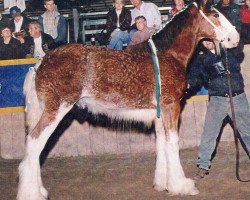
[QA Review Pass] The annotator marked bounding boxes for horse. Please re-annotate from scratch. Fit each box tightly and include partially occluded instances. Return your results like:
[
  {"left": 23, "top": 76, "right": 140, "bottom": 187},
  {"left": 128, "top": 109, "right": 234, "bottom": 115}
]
[{"left": 17, "top": 0, "right": 239, "bottom": 199}]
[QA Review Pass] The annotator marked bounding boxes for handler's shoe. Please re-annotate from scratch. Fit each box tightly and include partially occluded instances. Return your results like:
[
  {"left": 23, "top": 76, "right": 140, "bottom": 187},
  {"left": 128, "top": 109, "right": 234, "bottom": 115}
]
[{"left": 194, "top": 168, "right": 209, "bottom": 180}]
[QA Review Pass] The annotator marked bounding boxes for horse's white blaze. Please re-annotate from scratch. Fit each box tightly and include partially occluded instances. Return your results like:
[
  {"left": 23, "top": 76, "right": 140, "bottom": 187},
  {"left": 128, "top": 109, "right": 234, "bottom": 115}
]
[
  {"left": 213, "top": 8, "right": 239, "bottom": 48},
  {"left": 17, "top": 103, "right": 73, "bottom": 200},
  {"left": 166, "top": 131, "right": 199, "bottom": 195}
]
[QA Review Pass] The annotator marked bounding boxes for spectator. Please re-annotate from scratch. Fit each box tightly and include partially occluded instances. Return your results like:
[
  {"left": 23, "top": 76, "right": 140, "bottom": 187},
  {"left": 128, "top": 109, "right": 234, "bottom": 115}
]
[
  {"left": 0, "top": 25, "right": 25, "bottom": 60},
  {"left": 128, "top": 15, "right": 154, "bottom": 47},
  {"left": 0, "top": 10, "right": 10, "bottom": 31},
  {"left": 4, "top": 0, "right": 26, "bottom": 12},
  {"left": 23, "top": 21, "right": 55, "bottom": 59},
  {"left": 215, "top": 0, "right": 241, "bottom": 32},
  {"left": 130, "top": 0, "right": 161, "bottom": 29},
  {"left": 106, "top": 0, "right": 131, "bottom": 50},
  {"left": 187, "top": 38, "right": 250, "bottom": 180},
  {"left": 169, "top": 0, "right": 186, "bottom": 17},
  {"left": 9, "top": 6, "right": 31, "bottom": 36},
  {"left": 240, "top": 0, "right": 250, "bottom": 44},
  {"left": 38, "top": 0, "right": 67, "bottom": 46}
]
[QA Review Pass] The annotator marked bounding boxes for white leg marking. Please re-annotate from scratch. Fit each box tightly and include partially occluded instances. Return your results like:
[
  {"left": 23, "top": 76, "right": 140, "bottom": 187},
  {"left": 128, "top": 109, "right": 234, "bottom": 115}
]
[
  {"left": 17, "top": 103, "right": 73, "bottom": 200},
  {"left": 166, "top": 130, "right": 199, "bottom": 195},
  {"left": 154, "top": 118, "right": 168, "bottom": 191}
]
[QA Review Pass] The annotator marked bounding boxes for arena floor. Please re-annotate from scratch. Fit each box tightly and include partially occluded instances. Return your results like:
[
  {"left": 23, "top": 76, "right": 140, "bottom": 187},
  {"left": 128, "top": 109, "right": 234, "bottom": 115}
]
[{"left": 0, "top": 142, "right": 249, "bottom": 200}]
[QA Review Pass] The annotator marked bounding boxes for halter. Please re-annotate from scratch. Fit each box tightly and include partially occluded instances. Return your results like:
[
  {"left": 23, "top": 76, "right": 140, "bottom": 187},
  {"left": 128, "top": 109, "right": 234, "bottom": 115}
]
[{"left": 193, "top": 2, "right": 236, "bottom": 43}]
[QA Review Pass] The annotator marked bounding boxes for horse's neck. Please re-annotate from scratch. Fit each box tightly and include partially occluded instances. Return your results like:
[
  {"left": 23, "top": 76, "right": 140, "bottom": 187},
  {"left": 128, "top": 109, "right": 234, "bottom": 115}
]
[
  {"left": 167, "top": 28, "right": 197, "bottom": 68},
  {"left": 163, "top": 9, "right": 199, "bottom": 68}
]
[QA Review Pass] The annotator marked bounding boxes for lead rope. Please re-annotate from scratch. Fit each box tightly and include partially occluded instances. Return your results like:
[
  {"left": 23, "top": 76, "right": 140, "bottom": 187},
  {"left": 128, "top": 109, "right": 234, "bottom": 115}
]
[
  {"left": 148, "top": 38, "right": 161, "bottom": 118},
  {"left": 224, "top": 48, "right": 250, "bottom": 182}
]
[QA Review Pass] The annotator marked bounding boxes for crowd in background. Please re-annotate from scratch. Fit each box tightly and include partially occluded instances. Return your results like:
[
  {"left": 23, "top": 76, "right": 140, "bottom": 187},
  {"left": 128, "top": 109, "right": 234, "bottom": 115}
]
[
  {"left": 0, "top": 0, "right": 66, "bottom": 60},
  {"left": 0, "top": 0, "right": 250, "bottom": 60}
]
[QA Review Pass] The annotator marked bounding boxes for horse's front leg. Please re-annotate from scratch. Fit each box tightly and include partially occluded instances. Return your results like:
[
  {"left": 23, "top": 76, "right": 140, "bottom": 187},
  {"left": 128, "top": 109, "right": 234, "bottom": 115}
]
[
  {"left": 154, "top": 102, "right": 199, "bottom": 195},
  {"left": 154, "top": 117, "right": 168, "bottom": 191}
]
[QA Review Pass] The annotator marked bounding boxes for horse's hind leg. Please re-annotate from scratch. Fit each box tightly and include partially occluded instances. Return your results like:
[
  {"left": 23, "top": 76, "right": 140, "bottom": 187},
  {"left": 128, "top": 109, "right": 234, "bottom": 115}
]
[{"left": 17, "top": 103, "right": 73, "bottom": 200}]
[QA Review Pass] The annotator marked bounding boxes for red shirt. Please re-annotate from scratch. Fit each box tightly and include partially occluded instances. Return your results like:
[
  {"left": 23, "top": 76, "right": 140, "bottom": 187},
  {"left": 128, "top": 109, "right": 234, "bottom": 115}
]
[
  {"left": 169, "top": 7, "right": 179, "bottom": 15},
  {"left": 241, "top": 5, "right": 250, "bottom": 23}
]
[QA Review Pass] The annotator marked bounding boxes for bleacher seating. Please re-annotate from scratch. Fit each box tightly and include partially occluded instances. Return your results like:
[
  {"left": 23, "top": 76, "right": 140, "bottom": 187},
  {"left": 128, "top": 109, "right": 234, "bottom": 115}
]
[
  {"left": 80, "top": 6, "right": 171, "bottom": 45},
  {"left": 2, "top": 0, "right": 173, "bottom": 45}
]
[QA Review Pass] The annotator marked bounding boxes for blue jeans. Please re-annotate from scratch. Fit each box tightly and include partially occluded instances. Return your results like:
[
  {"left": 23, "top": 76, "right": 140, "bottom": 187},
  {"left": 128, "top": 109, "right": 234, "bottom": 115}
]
[
  {"left": 129, "top": 28, "right": 137, "bottom": 41},
  {"left": 197, "top": 93, "right": 250, "bottom": 170},
  {"left": 107, "top": 30, "right": 130, "bottom": 50}
]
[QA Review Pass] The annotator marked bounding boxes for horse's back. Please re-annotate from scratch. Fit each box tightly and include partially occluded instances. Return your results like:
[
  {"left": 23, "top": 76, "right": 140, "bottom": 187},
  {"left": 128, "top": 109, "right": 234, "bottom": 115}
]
[{"left": 34, "top": 44, "right": 157, "bottom": 110}]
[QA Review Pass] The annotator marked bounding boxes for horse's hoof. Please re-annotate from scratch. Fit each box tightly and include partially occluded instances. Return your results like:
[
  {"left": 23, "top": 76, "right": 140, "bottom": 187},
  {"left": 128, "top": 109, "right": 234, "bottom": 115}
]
[
  {"left": 40, "top": 186, "right": 49, "bottom": 199},
  {"left": 153, "top": 184, "right": 166, "bottom": 192},
  {"left": 189, "top": 187, "right": 199, "bottom": 196}
]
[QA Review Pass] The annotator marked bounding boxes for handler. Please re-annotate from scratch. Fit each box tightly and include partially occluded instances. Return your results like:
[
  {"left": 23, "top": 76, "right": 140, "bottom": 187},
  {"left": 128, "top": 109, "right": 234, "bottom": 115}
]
[{"left": 187, "top": 38, "right": 250, "bottom": 180}]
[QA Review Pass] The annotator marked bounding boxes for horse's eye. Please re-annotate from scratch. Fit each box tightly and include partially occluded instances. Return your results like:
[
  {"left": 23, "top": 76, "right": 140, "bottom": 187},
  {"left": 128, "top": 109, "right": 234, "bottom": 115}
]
[{"left": 213, "top": 13, "right": 219, "bottom": 18}]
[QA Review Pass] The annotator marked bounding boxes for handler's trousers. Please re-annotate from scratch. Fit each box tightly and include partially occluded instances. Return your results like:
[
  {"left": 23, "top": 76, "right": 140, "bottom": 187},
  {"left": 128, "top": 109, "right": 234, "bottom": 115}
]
[{"left": 197, "top": 92, "right": 250, "bottom": 170}]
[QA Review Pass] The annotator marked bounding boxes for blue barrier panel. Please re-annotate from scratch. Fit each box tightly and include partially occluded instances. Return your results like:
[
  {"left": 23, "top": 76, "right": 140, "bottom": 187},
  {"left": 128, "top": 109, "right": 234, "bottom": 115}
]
[
  {"left": 0, "top": 59, "right": 36, "bottom": 109},
  {"left": 0, "top": 58, "right": 208, "bottom": 112}
]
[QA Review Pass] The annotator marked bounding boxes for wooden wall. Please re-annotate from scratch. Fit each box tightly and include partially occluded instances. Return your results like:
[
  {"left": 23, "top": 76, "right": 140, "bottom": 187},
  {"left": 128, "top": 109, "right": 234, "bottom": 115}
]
[{"left": 1, "top": 45, "right": 250, "bottom": 159}]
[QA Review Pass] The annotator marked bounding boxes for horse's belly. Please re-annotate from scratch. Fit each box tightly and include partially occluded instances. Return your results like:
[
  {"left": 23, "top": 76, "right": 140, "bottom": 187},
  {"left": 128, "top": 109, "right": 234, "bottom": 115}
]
[{"left": 77, "top": 97, "right": 156, "bottom": 124}]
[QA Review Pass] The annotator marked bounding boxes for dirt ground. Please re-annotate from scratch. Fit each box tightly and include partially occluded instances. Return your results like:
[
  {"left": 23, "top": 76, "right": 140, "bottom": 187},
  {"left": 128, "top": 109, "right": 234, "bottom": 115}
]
[{"left": 0, "top": 142, "right": 249, "bottom": 200}]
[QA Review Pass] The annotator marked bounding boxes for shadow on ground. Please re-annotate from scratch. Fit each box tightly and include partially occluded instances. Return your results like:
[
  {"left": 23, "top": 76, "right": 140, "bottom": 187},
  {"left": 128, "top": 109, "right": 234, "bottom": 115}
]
[{"left": 0, "top": 142, "right": 249, "bottom": 200}]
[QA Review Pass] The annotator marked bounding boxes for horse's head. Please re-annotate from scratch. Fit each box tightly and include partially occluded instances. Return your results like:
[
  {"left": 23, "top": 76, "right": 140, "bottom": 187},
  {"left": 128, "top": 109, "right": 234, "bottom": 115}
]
[{"left": 195, "top": 0, "right": 239, "bottom": 48}]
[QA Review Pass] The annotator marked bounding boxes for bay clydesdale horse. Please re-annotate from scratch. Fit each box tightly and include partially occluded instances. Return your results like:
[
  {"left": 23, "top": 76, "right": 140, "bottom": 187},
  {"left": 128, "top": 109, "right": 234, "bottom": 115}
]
[{"left": 17, "top": 0, "right": 239, "bottom": 199}]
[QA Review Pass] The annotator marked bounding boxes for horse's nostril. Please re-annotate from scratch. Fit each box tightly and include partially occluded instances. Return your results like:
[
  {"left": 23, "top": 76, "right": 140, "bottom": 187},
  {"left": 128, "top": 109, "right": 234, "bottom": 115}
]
[{"left": 228, "top": 38, "right": 231, "bottom": 42}]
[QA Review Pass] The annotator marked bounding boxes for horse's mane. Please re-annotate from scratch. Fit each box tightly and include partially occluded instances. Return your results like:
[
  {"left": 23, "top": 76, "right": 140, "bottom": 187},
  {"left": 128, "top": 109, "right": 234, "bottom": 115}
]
[
  {"left": 153, "top": 3, "right": 195, "bottom": 51},
  {"left": 127, "top": 3, "right": 196, "bottom": 54}
]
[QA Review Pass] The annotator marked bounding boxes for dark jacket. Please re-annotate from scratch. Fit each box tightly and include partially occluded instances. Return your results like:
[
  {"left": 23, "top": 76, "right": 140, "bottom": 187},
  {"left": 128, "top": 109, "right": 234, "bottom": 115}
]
[
  {"left": 106, "top": 7, "right": 131, "bottom": 35},
  {"left": 38, "top": 14, "right": 67, "bottom": 44},
  {"left": 187, "top": 45, "right": 244, "bottom": 97},
  {"left": 241, "top": 23, "right": 250, "bottom": 44},
  {"left": 23, "top": 32, "right": 55, "bottom": 57},
  {"left": 0, "top": 37, "right": 25, "bottom": 60},
  {"left": 9, "top": 15, "right": 31, "bottom": 34},
  {"left": 215, "top": 2, "right": 242, "bottom": 32},
  {"left": 0, "top": 15, "right": 11, "bottom": 31}
]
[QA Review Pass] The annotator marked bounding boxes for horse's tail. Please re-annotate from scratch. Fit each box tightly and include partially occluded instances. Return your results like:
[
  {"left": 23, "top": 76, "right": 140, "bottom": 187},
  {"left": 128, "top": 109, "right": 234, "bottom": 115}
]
[{"left": 23, "top": 61, "right": 43, "bottom": 134}]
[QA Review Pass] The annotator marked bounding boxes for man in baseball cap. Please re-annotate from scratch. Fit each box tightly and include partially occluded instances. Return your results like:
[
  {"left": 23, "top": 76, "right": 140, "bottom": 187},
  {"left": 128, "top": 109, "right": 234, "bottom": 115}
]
[
  {"left": 9, "top": 6, "right": 31, "bottom": 39},
  {"left": 9, "top": 6, "right": 21, "bottom": 17}
]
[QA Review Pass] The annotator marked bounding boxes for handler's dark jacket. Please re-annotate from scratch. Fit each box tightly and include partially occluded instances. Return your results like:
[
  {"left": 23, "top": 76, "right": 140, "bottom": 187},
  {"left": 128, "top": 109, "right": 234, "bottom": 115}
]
[
  {"left": 187, "top": 46, "right": 244, "bottom": 97},
  {"left": 23, "top": 32, "right": 55, "bottom": 57},
  {"left": 106, "top": 7, "right": 132, "bottom": 35}
]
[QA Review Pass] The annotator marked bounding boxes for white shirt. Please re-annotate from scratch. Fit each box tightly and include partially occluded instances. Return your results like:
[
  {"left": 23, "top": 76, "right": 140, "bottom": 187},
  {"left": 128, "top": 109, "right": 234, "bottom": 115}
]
[
  {"left": 4, "top": 0, "right": 26, "bottom": 12},
  {"left": 14, "top": 16, "right": 23, "bottom": 32},
  {"left": 116, "top": 9, "right": 122, "bottom": 28},
  {"left": 131, "top": 1, "right": 162, "bottom": 29},
  {"left": 34, "top": 36, "right": 46, "bottom": 59}
]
